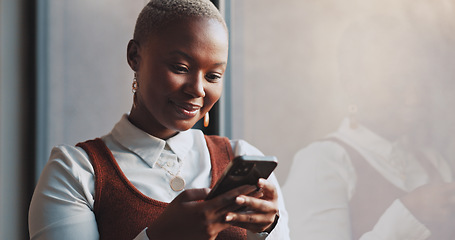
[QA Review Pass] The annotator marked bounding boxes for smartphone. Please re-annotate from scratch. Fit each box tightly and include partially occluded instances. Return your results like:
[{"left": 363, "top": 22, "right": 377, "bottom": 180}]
[{"left": 205, "top": 155, "right": 278, "bottom": 200}]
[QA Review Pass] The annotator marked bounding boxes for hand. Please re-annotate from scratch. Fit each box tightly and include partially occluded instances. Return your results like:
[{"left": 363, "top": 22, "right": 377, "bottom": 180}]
[
  {"left": 400, "top": 182, "right": 455, "bottom": 236},
  {"left": 224, "top": 178, "right": 279, "bottom": 233},
  {"left": 146, "top": 185, "right": 258, "bottom": 240}
]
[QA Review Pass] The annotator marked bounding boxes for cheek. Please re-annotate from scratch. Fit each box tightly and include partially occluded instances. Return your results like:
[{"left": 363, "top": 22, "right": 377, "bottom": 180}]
[
  {"left": 205, "top": 84, "right": 223, "bottom": 107},
  {"left": 143, "top": 72, "right": 181, "bottom": 96}
]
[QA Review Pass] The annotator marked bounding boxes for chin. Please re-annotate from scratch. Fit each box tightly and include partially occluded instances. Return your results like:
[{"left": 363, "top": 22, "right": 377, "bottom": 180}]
[{"left": 171, "top": 121, "right": 199, "bottom": 132}]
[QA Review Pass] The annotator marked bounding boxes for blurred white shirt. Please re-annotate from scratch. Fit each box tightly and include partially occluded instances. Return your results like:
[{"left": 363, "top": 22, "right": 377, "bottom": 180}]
[
  {"left": 29, "top": 114, "right": 289, "bottom": 240},
  {"left": 283, "top": 118, "right": 452, "bottom": 240}
]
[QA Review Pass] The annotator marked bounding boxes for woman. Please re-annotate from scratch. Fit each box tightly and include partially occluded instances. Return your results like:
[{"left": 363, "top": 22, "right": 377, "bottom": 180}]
[
  {"left": 28, "top": 1, "right": 289, "bottom": 239},
  {"left": 283, "top": 16, "right": 455, "bottom": 240}
]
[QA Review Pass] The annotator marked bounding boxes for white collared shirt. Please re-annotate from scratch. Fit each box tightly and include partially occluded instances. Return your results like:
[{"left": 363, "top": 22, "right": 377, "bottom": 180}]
[
  {"left": 283, "top": 118, "right": 452, "bottom": 240},
  {"left": 29, "top": 114, "right": 290, "bottom": 240}
]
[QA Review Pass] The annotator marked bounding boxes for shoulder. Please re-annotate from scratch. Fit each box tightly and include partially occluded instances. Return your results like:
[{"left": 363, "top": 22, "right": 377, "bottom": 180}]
[
  {"left": 284, "top": 138, "right": 357, "bottom": 198},
  {"left": 30, "top": 143, "right": 97, "bottom": 233},
  {"left": 294, "top": 139, "right": 349, "bottom": 163},
  {"left": 229, "top": 138, "right": 264, "bottom": 157},
  {"left": 32, "top": 142, "right": 97, "bottom": 206},
  {"left": 194, "top": 130, "right": 264, "bottom": 157},
  {"left": 289, "top": 139, "right": 355, "bottom": 182},
  {"left": 44, "top": 143, "right": 95, "bottom": 181}
]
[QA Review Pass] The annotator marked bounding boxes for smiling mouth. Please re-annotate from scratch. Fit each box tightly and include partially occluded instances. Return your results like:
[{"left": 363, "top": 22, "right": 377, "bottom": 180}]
[{"left": 172, "top": 101, "right": 202, "bottom": 118}]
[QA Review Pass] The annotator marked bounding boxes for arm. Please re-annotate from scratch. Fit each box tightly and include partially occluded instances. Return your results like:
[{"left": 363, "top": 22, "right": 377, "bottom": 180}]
[
  {"left": 230, "top": 139, "right": 290, "bottom": 240},
  {"left": 283, "top": 141, "right": 431, "bottom": 240},
  {"left": 227, "top": 175, "right": 290, "bottom": 240},
  {"left": 360, "top": 199, "right": 430, "bottom": 240},
  {"left": 263, "top": 173, "right": 290, "bottom": 240},
  {"left": 28, "top": 146, "right": 151, "bottom": 240},
  {"left": 145, "top": 185, "right": 259, "bottom": 240},
  {"left": 283, "top": 142, "right": 354, "bottom": 239},
  {"left": 398, "top": 182, "right": 455, "bottom": 239},
  {"left": 28, "top": 146, "right": 99, "bottom": 240}
]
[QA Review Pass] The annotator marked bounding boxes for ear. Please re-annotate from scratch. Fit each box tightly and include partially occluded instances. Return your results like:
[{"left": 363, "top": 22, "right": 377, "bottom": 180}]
[{"left": 127, "top": 39, "right": 141, "bottom": 72}]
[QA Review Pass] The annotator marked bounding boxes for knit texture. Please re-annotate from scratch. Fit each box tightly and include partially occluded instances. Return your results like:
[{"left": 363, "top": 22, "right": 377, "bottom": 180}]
[{"left": 77, "top": 135, "right": 247, "bottom": 239}]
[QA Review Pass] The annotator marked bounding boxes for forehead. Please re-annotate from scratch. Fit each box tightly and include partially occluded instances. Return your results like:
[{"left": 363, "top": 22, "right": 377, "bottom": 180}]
[
  {"left": 144, "top": 17, "right": 227, "bottom": 46},
  {"left": 141, "top": 17, "right": 229, "bottom": 58}
]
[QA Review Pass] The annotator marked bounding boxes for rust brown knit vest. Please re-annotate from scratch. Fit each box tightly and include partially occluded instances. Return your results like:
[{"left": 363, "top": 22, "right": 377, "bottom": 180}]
[
  {"left": 77, "top": 135, "right": 247, "bottom": 240},
  {"left": 328, "top": 138, "right": 449, "bottom": 239},
  {"left": 328, "top": 138, "right": 405, "bottom": 239}
]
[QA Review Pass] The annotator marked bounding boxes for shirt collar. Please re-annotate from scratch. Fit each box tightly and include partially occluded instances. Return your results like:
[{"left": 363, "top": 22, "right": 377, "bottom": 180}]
[
  {"left": 337, "top": 118, "right": 394, "bottom": 158},
  {"left": 166, "top": 129, "right": 194, "bottom": 161},
  {"left": 110, "top": 114, "right": 195, "bottom": 167},
  {"left": 111, "top": 114, "right": 165, "bottom": 167}
]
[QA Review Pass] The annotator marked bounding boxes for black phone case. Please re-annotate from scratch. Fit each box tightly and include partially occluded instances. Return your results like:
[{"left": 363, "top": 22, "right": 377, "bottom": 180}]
[{"left": 205, "top": 155, "right": 277, "bottom": 200}]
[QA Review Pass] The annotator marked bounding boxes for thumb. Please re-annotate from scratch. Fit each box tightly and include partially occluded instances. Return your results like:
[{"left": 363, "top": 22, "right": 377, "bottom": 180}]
[{"left": 175, "top": 188, "right": 210, "bottom": 202}]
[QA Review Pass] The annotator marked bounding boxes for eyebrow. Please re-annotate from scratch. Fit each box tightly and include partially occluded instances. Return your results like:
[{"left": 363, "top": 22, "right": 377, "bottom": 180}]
[{"left": 169, "top": 50, "right": 227, "bottom": 67}]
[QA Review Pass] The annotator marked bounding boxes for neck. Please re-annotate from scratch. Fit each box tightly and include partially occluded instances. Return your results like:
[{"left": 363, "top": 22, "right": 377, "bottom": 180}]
[{"left": 128, "top": 105, "right": 178, "bottom": 140}]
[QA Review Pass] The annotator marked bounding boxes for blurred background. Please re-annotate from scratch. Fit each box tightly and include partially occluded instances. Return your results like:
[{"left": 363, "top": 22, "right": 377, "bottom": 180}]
[{"left": 1, "top": 0, "right": 454, "bottom": 239}]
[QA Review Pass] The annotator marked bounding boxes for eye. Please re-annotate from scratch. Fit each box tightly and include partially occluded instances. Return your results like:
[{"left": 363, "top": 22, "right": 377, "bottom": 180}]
[
  {"left": 171, "top": 64, "right": 189, "bottom": 74},
  {"left": 205, "top": 73, "right": 222, "bottom": 83}
]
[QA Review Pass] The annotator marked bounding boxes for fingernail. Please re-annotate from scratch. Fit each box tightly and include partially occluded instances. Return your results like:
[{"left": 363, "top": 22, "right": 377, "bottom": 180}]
[
  {"left": 225, "top": 214, "right": 233, "bottom": 222},
  {"left": 236, "top": 196, "right": 245, "bottom": 204}
]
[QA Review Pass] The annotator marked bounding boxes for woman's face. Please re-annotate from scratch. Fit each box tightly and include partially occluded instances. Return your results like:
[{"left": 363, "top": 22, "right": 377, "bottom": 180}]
[
  {"left": 128, "top": 17, "right": 228, "bottom": 139},
  {"left": 349, "top": 54, "right": 431, "bottom": 140}
]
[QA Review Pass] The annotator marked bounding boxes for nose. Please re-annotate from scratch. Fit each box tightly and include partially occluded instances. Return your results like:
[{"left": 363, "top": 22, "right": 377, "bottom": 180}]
[{"left": 184, "top": 72, "right": 206, "bottom": 98}]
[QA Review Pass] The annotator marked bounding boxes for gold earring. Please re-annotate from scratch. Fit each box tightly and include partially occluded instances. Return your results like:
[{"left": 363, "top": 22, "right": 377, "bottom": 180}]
[
  {"left": 132, "top": 72, "right": 138, "bottom": 93},
  {"left": 204, "top": 112, "right": 209, "bottom": 127},
  {"left": 133, "top": 91, "right": 138, "bottom": 109},
  {"left": 348, "top": 104, "right": 358, "bottom": 129}
]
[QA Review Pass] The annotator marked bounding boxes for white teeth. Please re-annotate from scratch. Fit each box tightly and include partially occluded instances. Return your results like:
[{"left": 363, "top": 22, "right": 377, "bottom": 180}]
[
  {"left": 181, "top": 106, "right": 197, "bottom": 112},
  {"left": 173, "top": 101, "right": 201, "bottom": 117},
  {"left": 184, "top": 108, "right": 197, "bottom": 113},
  {"left": 177, "top": 102, "right": 201, "bottom": 111}
]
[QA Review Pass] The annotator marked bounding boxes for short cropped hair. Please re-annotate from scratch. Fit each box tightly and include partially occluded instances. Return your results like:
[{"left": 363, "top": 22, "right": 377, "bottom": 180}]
[{"left": 133, "top": 0, "right": 226, "bottom": 44}]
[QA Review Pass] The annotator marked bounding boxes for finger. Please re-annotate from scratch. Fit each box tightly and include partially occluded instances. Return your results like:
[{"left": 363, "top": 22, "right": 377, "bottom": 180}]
[
  {"left": 207, "top": 185, "right": 258, "bottom": 211},
  {"left": 215, "top": 188, "right": 264, "bottom": 213},
  {"left": 224, "top": 212, "right": 276, "bottom": 233},
  {"left": 216, "top": 202, "right": 246, "bottom": 214},
  {"left": 235, "top": 195, "right": 278, "bottom": 214},
  {"left": 225, "top": 184, "right": 258, "bottom": 197},
  {"left": 247, "top": 187, "right": 264, "bottom": 199},
  {"left": 257, "top": 178, "right": 278, "bottom": 200},
  {"left": 176, "top": 188, "right": 211, "bottom": 202}
]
